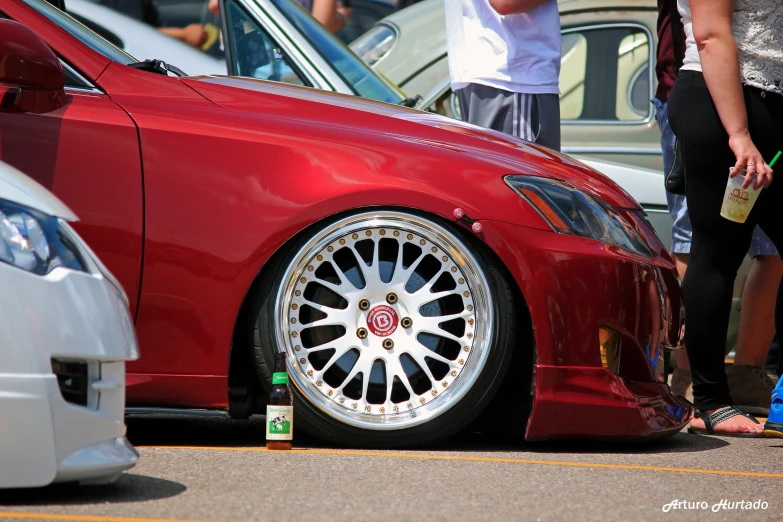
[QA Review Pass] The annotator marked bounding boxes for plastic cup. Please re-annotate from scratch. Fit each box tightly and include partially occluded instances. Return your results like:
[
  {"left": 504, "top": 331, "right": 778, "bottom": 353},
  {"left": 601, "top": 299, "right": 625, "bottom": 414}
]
[{"left": 720, "top": 168, "right": 762, "bottom": 223}]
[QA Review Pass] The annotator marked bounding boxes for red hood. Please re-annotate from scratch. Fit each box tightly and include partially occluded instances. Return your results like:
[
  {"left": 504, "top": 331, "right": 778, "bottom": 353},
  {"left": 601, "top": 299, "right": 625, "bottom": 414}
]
[{"left": 182, "top": 76, "right": 640, "bottom": 209}]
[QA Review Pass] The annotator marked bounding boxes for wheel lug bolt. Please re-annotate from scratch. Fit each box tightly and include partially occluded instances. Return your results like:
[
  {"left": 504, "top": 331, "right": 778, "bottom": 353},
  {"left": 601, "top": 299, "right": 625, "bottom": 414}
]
[
  {"left": 386, "top": 293, "right": 398, "bottom": 304},
  {"left": 383, "top": 339, "right": 394, "bottom": 350},
  {"left": 401, "top": 317, "right": 413, "bottom": 329},
  {"left": 359, "top": 299, "right": 370, "bottom": 310},
  {"left": 357, "top": 328, "right": 368, "bottom": 339}
]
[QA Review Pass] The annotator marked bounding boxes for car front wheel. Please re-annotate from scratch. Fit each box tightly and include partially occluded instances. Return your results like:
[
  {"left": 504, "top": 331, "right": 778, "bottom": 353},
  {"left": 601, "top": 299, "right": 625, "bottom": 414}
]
[{"left": 252, "top": 210, "right": 517, "bottom": 447}]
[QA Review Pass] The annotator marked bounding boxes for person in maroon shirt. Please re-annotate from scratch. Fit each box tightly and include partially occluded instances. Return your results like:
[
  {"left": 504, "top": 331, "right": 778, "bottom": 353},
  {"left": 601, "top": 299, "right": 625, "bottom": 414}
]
[
  {"left": 655, "top": 0, "right": 680, "bottom": 105},
  {"left": 655, "top": 0, "right": 781, "bottom": 414}
]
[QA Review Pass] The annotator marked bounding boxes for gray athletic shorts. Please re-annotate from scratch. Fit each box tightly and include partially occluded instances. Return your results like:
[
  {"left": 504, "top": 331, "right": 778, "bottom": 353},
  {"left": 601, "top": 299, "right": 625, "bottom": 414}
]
[{"left": 456, "top": 83, "right": 561, "bottom": 152}]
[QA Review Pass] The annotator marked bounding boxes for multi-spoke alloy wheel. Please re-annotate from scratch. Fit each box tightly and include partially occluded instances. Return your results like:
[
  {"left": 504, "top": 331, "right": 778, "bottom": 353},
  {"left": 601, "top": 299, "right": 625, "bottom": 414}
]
[{"left": 256, "top": 210, "right": 517, "bottom": 446}]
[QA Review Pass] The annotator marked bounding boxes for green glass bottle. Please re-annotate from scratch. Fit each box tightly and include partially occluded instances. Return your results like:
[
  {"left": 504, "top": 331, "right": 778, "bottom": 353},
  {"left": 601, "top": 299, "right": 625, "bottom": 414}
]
[{"left": 266, "top": 352, "right": 293, "bottom": 450}]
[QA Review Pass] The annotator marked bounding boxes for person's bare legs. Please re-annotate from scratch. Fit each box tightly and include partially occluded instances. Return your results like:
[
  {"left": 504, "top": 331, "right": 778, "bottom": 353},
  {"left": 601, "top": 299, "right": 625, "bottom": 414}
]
[
  {"left": 674, "top": 254, "right": 691, "bottom": 371},
  {"left": 734, "top": 255, "right": 783, "bottom": 366},
  {"left": 669, "top": 253, "right": 694, "bottom": 411},
  {"left": 674, "top": 253, "right": 689, "bottom": 281}
]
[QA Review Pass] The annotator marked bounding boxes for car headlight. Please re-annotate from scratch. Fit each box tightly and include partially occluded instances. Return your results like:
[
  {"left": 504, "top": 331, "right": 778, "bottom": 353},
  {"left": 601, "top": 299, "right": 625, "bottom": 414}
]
[
  {"left": 505, "top": 176, "right": 652, "bottom": 257},
  {"left": 0, "top": 199, "right": 86, "bottom": 275},
  {"left": 350, "top": 24, "right": 397, "bottom": 67}
]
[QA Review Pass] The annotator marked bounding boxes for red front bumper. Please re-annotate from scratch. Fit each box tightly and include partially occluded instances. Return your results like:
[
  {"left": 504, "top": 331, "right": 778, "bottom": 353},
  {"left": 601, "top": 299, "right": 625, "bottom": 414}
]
[
  {"left": 479, "top": 219, "right": 691, "bottom": 440},
  {"left": 526, "top": 366, "right": 690, "bottom": 440}
]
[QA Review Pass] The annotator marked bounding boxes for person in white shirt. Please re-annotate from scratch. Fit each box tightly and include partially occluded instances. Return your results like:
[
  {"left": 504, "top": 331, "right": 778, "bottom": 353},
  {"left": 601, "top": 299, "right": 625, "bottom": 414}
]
[{"left": 445, "top": 0, "right": 561, "bottom": 150}]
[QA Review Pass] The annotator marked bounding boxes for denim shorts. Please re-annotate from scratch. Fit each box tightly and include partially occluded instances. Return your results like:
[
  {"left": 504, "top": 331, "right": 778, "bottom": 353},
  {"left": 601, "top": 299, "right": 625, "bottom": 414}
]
[{"left": 653, "top": 98, "right": 778, "bottom": 257}]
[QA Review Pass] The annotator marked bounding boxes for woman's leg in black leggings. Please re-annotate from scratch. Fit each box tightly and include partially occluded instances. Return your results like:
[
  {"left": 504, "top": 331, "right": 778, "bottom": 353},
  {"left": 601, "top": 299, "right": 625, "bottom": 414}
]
[
  {"left": 684, "top": 225, "right": 751, "bottom": 410},
  {"left": 668, "top": 71, "right": 758, "bottom": 411}
]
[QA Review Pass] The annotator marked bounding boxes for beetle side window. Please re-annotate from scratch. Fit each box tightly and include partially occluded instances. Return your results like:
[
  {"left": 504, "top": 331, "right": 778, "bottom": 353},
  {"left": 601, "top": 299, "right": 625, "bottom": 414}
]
[
  {"left": 559, "top": 25, "right": 651, "bottom": 123},
  {"left": 224, "top": 0, "right": 306, "bottom": 86}
]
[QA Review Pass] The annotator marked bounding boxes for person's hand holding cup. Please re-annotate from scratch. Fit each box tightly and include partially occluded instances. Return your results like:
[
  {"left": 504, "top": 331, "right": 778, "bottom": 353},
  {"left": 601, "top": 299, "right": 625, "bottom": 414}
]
[
  {"left": 728, "top": 131, "right": 773, "bottom": 189},
  {"left": 721, "top": 145, "right": 781, "bottom": 223}
]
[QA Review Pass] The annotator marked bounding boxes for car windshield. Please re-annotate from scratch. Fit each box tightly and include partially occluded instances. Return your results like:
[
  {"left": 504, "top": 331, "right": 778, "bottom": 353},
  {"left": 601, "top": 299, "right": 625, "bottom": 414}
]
[
  {"left": 22, "top": 0, "right": 135, "bottom": 65},
  {"left": 267, "top": 0, "right": 403, "bottom": 104}
]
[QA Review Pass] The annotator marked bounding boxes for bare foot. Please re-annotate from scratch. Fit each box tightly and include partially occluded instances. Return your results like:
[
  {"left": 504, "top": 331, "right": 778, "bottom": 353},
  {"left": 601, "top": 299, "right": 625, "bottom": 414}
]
[{"left": 689, "top": 409, "right": 763, "bottom": 435}]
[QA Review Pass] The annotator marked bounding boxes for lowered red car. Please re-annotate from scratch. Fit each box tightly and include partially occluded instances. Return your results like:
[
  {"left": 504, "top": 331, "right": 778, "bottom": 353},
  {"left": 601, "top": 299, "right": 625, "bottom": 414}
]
[{"left": 0, "top": 0, "right": 690, "bottom": 447}]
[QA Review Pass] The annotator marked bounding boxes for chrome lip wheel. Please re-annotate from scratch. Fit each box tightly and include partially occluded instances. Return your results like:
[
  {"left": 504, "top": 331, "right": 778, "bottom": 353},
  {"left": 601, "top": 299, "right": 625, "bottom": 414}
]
[{"left": 275, "top": 212, "right": 494, "bottom": 430}]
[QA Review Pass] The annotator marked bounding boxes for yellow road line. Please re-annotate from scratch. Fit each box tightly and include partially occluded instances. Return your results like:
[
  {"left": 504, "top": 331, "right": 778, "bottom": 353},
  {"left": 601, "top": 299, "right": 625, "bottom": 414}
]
[
  {"left": 138, "top": 446, "right": 783, "bottom": 479},
  {"left": 0, "top": 513, "right": 205, "bottom": 522}
]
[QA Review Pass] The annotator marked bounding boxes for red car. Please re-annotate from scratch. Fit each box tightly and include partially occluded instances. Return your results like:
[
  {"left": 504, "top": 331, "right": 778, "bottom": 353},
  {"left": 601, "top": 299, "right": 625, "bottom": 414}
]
[{"left": 0, "top": 0, "right": 690, "bottom": 447}]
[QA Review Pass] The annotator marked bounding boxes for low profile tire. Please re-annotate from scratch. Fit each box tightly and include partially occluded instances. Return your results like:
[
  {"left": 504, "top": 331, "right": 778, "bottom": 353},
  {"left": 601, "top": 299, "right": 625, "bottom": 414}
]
[{"left": 251, "top": 210, "right": 517, "bottom": 448}]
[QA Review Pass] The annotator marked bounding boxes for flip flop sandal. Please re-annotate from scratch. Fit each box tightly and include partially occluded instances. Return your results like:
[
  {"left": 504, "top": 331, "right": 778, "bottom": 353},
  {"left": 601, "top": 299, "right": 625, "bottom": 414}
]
[{"left": 687, "top": 406, "right": 764, "bottom": 438}]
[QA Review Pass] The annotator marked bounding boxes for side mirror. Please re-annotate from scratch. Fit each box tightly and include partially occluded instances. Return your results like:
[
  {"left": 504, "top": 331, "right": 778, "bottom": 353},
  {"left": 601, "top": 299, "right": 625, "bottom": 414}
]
[{"left": 0, "top": 19, "right": 67, "bottom": 114}]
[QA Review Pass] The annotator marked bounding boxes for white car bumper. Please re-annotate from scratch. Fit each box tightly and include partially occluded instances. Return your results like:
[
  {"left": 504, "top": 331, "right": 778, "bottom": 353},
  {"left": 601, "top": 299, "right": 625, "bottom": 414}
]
[{"left": 0, "top": 225, "right": 140, "bottom": 488}]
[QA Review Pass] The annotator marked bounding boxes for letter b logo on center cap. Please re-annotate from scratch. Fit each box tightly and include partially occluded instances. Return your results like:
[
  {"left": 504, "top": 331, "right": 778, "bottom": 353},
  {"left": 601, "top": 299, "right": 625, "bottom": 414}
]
[{"left": 366, "top": 305, "right": 398, "bottom": 337}]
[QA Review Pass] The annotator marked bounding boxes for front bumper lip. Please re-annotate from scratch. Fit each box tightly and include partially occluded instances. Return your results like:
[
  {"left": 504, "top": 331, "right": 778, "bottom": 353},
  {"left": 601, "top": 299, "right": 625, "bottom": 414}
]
[
  {"left": 53, "top": 436, "right": 139, "bottom": 485},
  {"left": 525, "top": 366, "right": 691, "bottom": 441},
  {"left": 0, "top": 375, "right": 139, "bottom": 488}
]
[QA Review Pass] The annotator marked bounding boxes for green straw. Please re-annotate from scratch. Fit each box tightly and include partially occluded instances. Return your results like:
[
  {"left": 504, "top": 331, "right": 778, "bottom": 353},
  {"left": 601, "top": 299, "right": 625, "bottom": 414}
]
[{"left": 770, "top": 151, "right": 782, "bottom": 167}]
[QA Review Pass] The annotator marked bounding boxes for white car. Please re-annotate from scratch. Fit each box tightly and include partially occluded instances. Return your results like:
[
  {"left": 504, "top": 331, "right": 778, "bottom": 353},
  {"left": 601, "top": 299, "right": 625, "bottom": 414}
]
[
  {"left": 66, "top": 0, "right": 226, "bottom": 75},
  {"left": 0, "top": 161, "right": 139, "bottom": 488}
]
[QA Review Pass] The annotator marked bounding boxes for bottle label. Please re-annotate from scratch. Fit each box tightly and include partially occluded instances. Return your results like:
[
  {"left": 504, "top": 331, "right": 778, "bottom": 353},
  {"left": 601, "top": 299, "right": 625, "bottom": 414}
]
[
  {"left": 266, "top": 405, "right": 293, "bottom": 440},
  {"left": 272, "top": 372, "right": 289, "bottom": 385}
]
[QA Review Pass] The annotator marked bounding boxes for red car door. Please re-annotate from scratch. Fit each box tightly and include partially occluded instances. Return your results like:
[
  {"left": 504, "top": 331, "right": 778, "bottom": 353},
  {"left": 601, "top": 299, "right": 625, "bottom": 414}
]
[{"left": 0, "top": 9, "right": 144, "bottom": 314}]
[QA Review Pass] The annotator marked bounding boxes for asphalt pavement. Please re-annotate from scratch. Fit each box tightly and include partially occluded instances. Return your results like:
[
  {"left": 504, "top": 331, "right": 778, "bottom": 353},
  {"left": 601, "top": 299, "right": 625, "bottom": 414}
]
[{"left": 1, "top": 414, "right": 782, "bottom": 522}]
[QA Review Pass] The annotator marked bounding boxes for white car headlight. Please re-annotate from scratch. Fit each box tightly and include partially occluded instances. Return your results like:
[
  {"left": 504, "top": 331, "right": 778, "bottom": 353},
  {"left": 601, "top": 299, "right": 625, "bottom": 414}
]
[
  {"left": 505, "top": 175, "right": 652, "bottom": 258},
  {"left": 350, "top": 24, "right": 397, "bottom": 67},
  {"left": 0, "top": 199, "right": 87, "bottom": 275}
]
